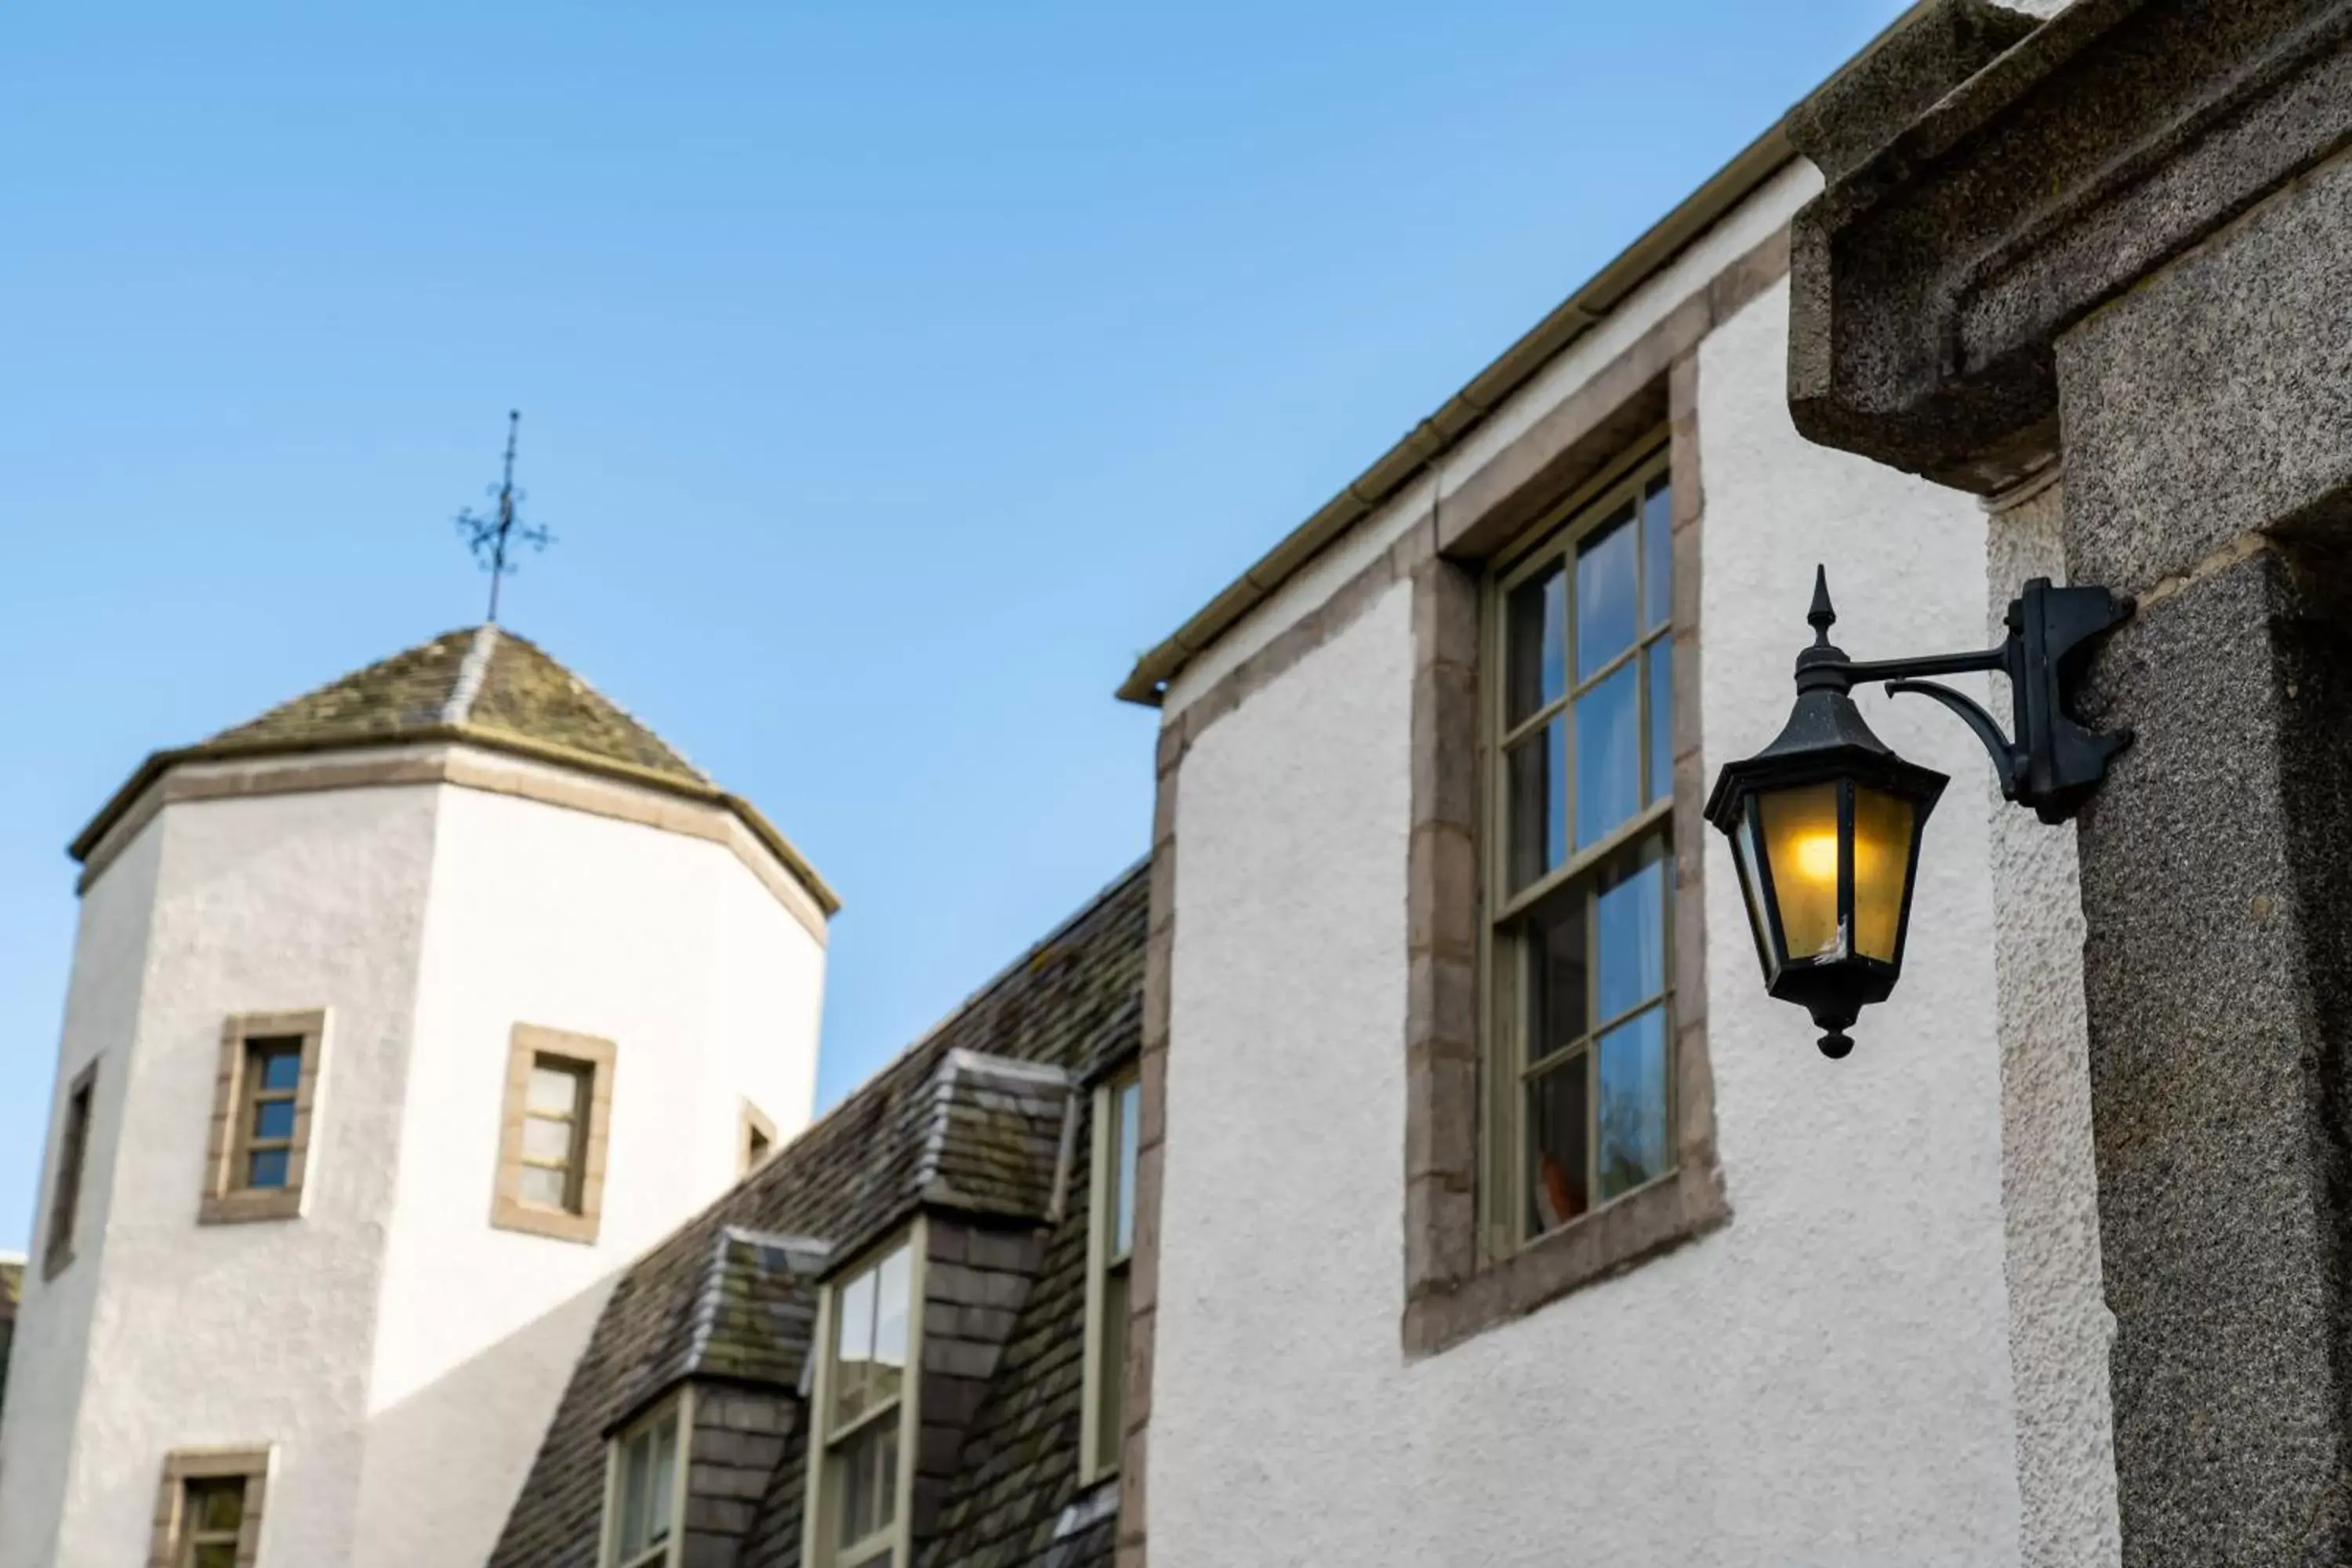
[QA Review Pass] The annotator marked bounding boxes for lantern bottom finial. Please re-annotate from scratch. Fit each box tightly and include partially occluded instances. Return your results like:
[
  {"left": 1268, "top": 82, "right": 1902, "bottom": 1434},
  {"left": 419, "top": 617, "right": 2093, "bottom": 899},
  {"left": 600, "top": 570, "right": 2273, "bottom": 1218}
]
[{"left": 1817, "top": 1029, "right": 1854, "bottom": 1060}]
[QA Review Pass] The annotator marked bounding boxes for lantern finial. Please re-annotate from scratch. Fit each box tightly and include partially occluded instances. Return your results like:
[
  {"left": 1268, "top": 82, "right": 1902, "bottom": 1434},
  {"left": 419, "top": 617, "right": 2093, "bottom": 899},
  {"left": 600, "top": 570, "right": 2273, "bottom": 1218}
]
[{"left": 1807, "top": 565, "right": 1837, "bottom": 647}]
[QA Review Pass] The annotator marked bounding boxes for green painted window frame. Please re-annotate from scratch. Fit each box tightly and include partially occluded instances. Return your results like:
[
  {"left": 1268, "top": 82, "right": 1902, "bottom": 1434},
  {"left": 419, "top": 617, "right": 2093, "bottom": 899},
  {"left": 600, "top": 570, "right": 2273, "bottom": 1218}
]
[
  {"left": 802, "top": 1221, "right": 927, "bottom": 1568},
  {"left": 1479, "top": 439, "right": 1680, "bottom": 1261},
  {"left": 1080, "top": 1070, "right": 1142, "bottom": 1485},
  {"left": 601, "top": 1386, "right": 691, "bottom": 1568}
]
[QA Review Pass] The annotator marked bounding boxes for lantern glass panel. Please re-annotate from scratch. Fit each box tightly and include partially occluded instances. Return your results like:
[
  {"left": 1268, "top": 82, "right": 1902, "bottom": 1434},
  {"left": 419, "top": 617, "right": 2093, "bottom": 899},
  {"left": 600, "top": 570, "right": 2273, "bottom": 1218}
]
[
  {"left": 1852, "top": 785, "right": 1917, "bottom": 962},
  {"left": 1731, "top": 811, "right": 1777, "bottom": 971},
  {"left": 1759, "top": 782, "right": 1844, "bottom": 962}
]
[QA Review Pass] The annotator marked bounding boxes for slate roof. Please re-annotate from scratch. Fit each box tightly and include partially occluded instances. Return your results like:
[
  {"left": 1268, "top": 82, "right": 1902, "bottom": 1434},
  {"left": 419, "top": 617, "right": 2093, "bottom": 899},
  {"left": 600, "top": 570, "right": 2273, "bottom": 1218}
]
[
  {"left": 208, "top": 623, "right": 708, "bottom": 784},
  {"left": 67, "top": 625, "right": 837, "bottom": 913},
  {"left": 489, "top": 862, "right": 1146, "bottom": 1568}
]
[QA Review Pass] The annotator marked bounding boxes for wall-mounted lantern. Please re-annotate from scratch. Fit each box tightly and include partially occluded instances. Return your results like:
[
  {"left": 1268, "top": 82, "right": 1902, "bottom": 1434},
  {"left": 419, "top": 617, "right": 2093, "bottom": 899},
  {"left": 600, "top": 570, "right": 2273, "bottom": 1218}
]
[{"left": 1707, "top": 568, "right": 2132, "bottom": 1058}]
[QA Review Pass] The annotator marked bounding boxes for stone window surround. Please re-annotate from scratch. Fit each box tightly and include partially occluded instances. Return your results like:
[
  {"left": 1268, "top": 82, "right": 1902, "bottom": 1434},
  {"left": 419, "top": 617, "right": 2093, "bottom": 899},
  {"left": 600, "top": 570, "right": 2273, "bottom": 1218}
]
[
  {"left": 42, "top": 1056, "right": 98, "bottom": 1279},
  {"left": 1402, "top": 397, "right": 1724, "bottom": 1358},
  {"left": 149, "top": 1446, "right": 271, "bottom": 1568},
  {"left": 492, "top": 1023, "right": 618, "bottom": 1245},
  {"left": 200, "top": 1010, "right": 328, "bottom": 1227},
  {"left": 1116, "top": 223, "right": 1784, "bottom": 1563},
  {"left": 601, "top": 1385, "right": 693, "bottom": 1568},
  {"left": 740, "top": 1100, "right": 778, "bottom": 1176}
]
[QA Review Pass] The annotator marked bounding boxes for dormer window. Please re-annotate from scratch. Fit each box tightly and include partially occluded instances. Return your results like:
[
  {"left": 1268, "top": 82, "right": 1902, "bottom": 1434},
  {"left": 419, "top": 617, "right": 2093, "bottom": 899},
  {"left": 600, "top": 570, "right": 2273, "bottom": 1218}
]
[
  {"left": 602, "top": 1390, "right": 689, "bottom": 1568},
  {"left": 1080, "top": 1069, "right": 1141, "bottom": 1483},
  {"left": 808, "top": 1232, "right": 919, "bottom": 1568}
]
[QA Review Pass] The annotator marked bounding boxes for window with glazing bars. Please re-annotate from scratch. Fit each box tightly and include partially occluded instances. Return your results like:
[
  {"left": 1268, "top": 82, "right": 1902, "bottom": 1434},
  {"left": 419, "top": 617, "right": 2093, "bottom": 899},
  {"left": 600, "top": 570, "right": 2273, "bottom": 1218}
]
[
  {"left": 1484, "top": 450, "right": 1676, "bottom": 1252},
  {"left": 202, "top": 1011, "right": 325, "bottom": 1225},
  {"left": 818, "top": 1238, "right": 913, "bottom": 1568},
  {"left": 607, "top": 1395, "right": 683, "bottom": 1568}
]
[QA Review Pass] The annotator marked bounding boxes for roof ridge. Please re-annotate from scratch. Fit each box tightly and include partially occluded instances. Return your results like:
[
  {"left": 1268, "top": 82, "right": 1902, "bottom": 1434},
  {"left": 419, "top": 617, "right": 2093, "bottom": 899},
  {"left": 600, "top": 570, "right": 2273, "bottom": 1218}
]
[{"left": 440, "top": 623, "right": 501, "bottom": 725}]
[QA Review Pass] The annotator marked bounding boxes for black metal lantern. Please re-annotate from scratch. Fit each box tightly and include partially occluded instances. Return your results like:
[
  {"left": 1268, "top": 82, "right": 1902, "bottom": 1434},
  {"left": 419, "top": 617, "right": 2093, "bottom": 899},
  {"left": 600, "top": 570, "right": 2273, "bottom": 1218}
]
[
  {"left": 1710, "top": 568, "right": 2132, "bottom": 1058},
  {"left": 1706, "top": 577, "right": 1944, "bottom": 1058}
]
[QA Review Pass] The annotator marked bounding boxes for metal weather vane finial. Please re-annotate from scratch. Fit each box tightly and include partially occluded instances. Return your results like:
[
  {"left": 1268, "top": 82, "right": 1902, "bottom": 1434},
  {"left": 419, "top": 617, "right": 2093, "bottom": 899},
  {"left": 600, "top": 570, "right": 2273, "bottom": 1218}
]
[{"left": 455, "top": 409, "right": 554, "bottom": 622}]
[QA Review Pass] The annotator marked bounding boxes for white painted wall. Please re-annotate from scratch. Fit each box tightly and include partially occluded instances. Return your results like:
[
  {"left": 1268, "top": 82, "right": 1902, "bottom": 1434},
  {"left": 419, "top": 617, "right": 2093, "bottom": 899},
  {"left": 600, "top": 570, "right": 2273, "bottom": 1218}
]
[
  {"left": 1149, "top": 279, "right": 2032, "bottom": 1565},
  {"left": 2, "top": 749, "right": 827, "bottom": 1568},
  {"left": 16, "top": 783, "right": 443, "bottom": 1568},
  {"left": 0, "top": 821, "right": 164, "bottom": 1568},
  {"left": 1985, "top": 477, "right": 2120, "bottom": 1568},
  {"left": 354, "top": 779, "right": 825, "bottom": 1568}
]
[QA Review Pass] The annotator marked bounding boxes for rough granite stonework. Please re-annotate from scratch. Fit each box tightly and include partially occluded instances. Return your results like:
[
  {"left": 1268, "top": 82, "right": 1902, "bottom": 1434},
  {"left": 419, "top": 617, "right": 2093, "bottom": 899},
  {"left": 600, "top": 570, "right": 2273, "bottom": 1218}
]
[
  {"left": 1787, "top": 0, "right": 2352, "bottom": 492},
  {"left": 2066, "top": 549, "right": 2352, "bottom": 1565},
  {"left": 1786, "top": 5, "right": 2352, "bottom": 1563},
  {"left": 2056, "top": 146, "right": 2352, "bottom": 596},
  {"left": 1784, "top": 0, "right": 2040, "bottom": 183},
  {"left": 489, "top": 869, "right": 1143, "bottom": 1568}
]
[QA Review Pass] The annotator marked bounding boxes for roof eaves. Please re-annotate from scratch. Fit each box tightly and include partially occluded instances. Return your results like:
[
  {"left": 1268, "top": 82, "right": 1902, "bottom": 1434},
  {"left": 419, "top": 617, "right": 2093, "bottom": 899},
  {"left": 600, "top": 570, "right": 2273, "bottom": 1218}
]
[
  {"left": 67, "top": 724, "right": 842, "bottom": 916},
  {"left": 1112, "top": 115, "right": 1796, "bottom": 708}
]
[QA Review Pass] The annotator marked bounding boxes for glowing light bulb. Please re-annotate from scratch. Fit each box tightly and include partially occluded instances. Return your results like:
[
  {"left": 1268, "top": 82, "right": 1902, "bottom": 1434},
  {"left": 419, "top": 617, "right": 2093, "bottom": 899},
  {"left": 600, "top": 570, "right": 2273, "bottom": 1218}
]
[{"left": 1793, "top": 832, "right": 1839, "bottom": 884}]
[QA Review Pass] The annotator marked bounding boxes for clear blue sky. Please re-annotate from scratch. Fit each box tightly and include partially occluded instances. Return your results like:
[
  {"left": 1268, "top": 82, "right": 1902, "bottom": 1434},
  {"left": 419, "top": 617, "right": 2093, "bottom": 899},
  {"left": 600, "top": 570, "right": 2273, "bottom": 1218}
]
[{"left": 0, "top": 0, "right": 1906, "bottom": 1251}]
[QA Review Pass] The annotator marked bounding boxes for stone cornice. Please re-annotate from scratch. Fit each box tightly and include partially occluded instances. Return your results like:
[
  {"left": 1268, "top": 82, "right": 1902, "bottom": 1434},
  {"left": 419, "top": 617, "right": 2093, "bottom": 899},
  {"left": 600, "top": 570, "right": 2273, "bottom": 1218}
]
[{"left": 1788, "top": 0, "right": 2352, "bottom": 492}]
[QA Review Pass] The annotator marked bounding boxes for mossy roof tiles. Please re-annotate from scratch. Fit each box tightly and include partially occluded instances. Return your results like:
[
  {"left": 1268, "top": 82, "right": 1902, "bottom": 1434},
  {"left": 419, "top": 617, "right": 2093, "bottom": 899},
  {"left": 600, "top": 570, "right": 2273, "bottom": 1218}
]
[{"left": 488, "top": 862, "right": 1145, "bottom": 1568}]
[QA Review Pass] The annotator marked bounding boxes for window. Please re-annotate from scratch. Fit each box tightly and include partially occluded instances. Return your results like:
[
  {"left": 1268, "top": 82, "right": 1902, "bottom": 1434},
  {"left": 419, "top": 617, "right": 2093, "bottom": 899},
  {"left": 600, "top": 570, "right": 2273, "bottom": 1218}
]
[
  {"left": 43, "top": 1058, "right": 96, "bottom": 1279},
  {"left": 492, "top": 1024, "right": 615, "bottom": 1243},
  {"left": 1080, "top": 1071, "right": 1141, "bottom": 1483},
  {"left": 201, "top": 1011, "right": 327, "bottom": 1225},
  {"left": 1485, "top": 455, "right": 1677, "bottom": 1252},
  {"left": 809, "top": 1235, "right": 916, "bottom": 1568},
  {"left": 741, "top": 1101, "right": 777, "bottom": 1175},
  {"left": 603, "top": 1392, "right": 688, "bottom": 1568},
  {"left": 151, "top": 1447, "right": 269, "bottom": 1568}
]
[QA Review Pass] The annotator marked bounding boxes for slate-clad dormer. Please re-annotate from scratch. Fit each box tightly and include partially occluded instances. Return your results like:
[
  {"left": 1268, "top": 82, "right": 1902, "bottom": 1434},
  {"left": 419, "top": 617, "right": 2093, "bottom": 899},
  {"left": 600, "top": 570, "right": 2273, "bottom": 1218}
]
[{"left": 488, "top": 866, "right": 1145, "bottom": 1568}]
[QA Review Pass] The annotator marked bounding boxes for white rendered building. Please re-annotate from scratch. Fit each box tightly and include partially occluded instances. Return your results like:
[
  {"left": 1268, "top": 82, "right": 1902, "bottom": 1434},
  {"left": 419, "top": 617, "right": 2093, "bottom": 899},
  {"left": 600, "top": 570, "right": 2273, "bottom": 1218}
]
[
  {"left": 1114, "top": 113, "right": 2114, "bottom": 1568},
  {"left": 0, "top": 624, "right": 835, "bottom": 1568}
]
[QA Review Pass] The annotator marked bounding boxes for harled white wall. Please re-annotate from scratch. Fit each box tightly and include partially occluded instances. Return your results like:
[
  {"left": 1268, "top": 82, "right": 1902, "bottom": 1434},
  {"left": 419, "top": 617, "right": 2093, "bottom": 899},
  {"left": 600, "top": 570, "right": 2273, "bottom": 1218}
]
[
  {"left": 8, "top": 783, "right": 441, "bottom": 1568},
  {"left": 353, "top": 777, "right": 825, "bottom": 1568},
  {"left": 1147, "top": 279, "right": 2029, "bottom": 1565},
  {"left": 0, "top": 752, "right": 827, "bottom": 1568},
  {"left": 0, "top": 820, "right": 165, "bottom": 1568}
]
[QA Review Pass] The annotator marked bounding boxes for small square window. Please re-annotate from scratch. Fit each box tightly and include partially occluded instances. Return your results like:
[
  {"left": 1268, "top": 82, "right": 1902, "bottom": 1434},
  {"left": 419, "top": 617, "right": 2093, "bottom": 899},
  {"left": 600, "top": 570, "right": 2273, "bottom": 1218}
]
[
  {"left": 201, "top": 1013, "right": 327, "bottom": 1225},
  {"left": 741, "top": 1101, "right": 778, "bottom": 1176},
  {"left": 151, "top": 1448, "right": 269, "bottom": 1568}
]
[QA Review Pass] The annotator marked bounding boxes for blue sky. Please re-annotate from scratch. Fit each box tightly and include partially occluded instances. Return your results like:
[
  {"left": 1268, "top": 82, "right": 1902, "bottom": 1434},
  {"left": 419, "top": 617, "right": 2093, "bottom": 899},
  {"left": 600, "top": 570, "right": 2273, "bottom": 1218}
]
[{"left": 0, "top": 0, "right": 1906, "bottom": 1252}]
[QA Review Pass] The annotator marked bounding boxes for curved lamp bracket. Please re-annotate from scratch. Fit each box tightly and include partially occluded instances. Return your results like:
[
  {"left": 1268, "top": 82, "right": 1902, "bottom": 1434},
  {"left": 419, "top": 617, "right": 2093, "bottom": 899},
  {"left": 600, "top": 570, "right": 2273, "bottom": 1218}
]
[{"left": 1825, "top": 577, "right": 2134, "bottom": 824}]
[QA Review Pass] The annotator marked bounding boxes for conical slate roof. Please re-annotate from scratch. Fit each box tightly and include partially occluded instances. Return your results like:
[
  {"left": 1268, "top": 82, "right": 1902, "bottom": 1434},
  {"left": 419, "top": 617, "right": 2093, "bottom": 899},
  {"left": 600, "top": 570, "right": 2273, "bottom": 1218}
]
[
  {"left": 205, "top": 624, "right": 709, "bottom": 786},
  {"left": 69, "top": 625, "right": 837, "bottom": 915}
]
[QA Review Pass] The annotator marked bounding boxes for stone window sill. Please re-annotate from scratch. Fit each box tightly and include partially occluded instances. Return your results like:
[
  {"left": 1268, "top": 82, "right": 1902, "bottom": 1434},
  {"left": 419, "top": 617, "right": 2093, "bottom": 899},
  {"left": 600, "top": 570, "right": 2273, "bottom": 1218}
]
[{"left": 1402, "top": 1159, "right": 1728, "bottom": 1358}]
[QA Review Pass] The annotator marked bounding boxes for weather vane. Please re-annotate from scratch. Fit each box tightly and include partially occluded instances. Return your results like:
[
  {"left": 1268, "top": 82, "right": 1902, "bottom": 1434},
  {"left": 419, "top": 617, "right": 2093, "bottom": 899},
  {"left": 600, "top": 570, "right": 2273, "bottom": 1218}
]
[{"left": 455, "top": 409, "right": 554, "bottom": 622}]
